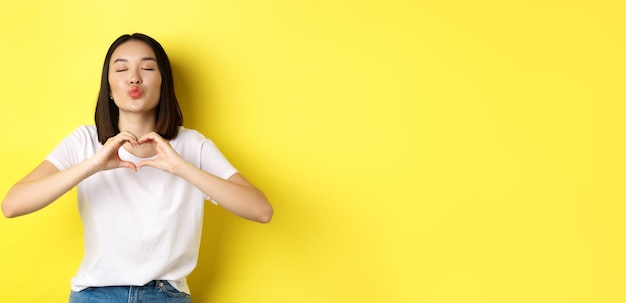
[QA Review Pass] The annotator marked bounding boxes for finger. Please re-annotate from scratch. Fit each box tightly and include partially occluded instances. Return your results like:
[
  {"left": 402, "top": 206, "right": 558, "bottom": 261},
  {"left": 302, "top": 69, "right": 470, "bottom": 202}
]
[
  {"left": 136, "top": 160, "right": 157, "bottom": 170},
  {"left": 118, "top": 161, "right": 138, "bottom": 172},
  {"left": 106, "top": 133, "right": 138, "bottom": 148},
  {"left": 138, "top": 159, "right": 176, "bottom": 174},
  {"left": 119, "top": 130, "right": 139, "bottom": 141},
  {"left": 138, "top": 132, "right": 165, "bottom": 145},
  {"left": 117, "top": 132, "right": 139, "bottom": 146}
]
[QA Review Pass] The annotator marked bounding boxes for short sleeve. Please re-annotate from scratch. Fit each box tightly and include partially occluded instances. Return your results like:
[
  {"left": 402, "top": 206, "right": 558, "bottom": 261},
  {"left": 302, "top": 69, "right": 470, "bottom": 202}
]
[
  {"left": 45, "top": 126, "right": 91, "bottom": 171},
  {"left": 199, "top": 139, "right": 238, "bottom": 180},
  {"left": 199, "top": 139, "right": 238, "bottom": 204}
]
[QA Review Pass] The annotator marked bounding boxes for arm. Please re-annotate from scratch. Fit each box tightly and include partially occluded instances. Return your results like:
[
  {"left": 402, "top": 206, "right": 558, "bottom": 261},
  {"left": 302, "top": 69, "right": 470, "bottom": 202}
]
[
  {"left": 1, "top": 160, "right": 96, "bottom": 218},
  {"left": 178, "top": 168, "right": 273, "bottom": 223},
  {"left": 137, "top": 132, "right": 273, "bottom": 223},
  {"left": 2, "top": 131, "right": 141, "bottom": 218}
]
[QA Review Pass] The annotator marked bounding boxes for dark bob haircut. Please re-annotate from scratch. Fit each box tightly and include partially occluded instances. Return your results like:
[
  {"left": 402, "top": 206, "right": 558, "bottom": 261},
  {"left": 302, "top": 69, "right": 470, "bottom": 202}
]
[{"left": 94, "top": 33, "right": 183, "bottom": 144}]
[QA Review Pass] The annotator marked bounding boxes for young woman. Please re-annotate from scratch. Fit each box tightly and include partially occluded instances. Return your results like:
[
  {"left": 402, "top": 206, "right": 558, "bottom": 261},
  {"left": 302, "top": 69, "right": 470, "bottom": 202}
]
[{"left": 1, "top": 33, "right": 273, "bottom": 303}]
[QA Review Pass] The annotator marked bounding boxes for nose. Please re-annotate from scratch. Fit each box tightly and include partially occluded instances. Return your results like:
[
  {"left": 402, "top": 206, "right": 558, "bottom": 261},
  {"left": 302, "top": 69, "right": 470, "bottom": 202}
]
[{"left": 129, "top": 70, "right": 142, "bottom": 85}]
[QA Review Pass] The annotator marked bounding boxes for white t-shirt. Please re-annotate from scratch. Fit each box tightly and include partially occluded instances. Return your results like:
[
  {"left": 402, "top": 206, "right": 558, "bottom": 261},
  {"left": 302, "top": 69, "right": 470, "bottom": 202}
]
[{"left": 46, "top": 125, "right": 237, "bottom": 294}]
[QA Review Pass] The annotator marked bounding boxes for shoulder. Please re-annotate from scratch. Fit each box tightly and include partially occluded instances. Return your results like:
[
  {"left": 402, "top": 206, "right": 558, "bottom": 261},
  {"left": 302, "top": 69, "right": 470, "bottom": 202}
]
[
  {"left": 75, "top": 125, "right": 98, "bottom": 136},
  {"left": 171, "top": 127, "right": 217, "bottom": 163},
  {"left": 171, "top": 127, "right": 224, "bottom": 154},
  {"left": 68, "top": 125, "right": 100, "bottom": 145},
  {"left": 47, "top": 125, "right": 100, "bottom": 168},
  {"left": 173, "top": 127, "right": 211, "bottom": 144}
]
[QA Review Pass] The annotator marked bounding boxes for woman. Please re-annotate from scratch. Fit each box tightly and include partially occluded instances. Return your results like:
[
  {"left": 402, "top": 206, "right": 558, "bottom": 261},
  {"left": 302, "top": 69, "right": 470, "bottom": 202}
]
[{"left": 1, "top": 33, "right": 273, "bottom": 302}]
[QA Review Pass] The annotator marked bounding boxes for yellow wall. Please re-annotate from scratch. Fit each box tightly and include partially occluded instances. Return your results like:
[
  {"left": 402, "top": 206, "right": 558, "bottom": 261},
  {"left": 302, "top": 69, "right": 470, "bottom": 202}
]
[{"left": 1, "top": 0, "right": 625, "bottom": 302}]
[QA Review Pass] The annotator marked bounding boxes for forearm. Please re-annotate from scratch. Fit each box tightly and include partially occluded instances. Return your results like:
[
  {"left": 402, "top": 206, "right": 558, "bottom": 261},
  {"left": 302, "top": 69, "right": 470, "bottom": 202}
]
[
  {"left": 2, "top": 160, "right": 97, "bottom": 218},
  {"left": 174, "top": 162, "right": 273, "bottom": 223}
]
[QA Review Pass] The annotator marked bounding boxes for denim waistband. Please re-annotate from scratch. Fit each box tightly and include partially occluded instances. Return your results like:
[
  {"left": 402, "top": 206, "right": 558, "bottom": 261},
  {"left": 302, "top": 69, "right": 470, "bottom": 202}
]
[{"left": 136, "top": 280, "right": 169, "bottom": 289}]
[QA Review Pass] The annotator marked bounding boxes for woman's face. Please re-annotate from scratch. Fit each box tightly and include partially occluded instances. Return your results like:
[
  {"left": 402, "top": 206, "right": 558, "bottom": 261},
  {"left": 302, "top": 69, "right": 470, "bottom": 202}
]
[{"left": 108, "top": 40, "right": 162, "bottom": 115}]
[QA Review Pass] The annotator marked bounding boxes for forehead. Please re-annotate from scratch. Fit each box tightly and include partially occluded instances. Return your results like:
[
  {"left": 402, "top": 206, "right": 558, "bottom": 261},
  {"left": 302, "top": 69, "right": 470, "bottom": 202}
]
[{"left": 111, "top": 40, "right": 157, "bottom": 61}]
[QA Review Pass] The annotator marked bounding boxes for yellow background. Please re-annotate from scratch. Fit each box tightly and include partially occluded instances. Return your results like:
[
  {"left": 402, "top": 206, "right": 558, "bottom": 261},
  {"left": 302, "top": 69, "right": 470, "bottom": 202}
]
[{"left": 1, "top": 0, "right": 625, "bottom": 302}]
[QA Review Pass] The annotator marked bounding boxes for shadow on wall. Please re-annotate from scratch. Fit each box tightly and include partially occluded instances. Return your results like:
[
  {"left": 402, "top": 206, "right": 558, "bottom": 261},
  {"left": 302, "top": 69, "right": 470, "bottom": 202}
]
[
  {"left": 169, "top": 48, "right": 221, "bottom": 136},
  {"left": 171, "top": 50, "right": 316, "bottom": 300},
  {"left": 170, "top": 56, "right": 232, "bottom": 301},
  {"left": 187, "top": 206, "right": 231, "bottom": 301}
]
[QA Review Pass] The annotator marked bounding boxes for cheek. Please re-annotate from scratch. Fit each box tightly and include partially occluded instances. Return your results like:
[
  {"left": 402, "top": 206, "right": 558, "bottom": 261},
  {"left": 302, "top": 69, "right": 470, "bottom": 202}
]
[
  {"left": 153, "top": 74, "right": 163, "bottom": 87},
  {"left": 108, "top": 76, "right": 122, "bottom": 92},
  {"left": 152, "top": 77, "right": 163, "bottom": 94}
]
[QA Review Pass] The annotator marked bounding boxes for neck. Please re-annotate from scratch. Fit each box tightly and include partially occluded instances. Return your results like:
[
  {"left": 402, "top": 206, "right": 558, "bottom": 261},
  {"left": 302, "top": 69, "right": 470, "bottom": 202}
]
[{"left": 118, "top": 111, "right": 157, "bottom": 138}]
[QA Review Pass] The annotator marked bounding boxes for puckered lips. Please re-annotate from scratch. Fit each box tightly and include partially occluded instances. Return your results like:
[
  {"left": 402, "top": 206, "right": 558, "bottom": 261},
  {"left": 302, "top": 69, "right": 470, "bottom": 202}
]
[{"left": 128, "top": 86, "right": 143, "bottom": 99}]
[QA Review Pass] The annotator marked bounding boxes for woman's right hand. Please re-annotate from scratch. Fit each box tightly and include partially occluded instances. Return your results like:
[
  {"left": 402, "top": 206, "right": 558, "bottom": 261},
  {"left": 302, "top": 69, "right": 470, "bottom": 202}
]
[
  {"left": 2, "top": 132, "right": 140, "bottom": 217},
  {"left": 89, "top": 131, "right": 139, "bottom": 172},
  {"left": 2, "top": 131, "right": 143, "bottom": 218}
]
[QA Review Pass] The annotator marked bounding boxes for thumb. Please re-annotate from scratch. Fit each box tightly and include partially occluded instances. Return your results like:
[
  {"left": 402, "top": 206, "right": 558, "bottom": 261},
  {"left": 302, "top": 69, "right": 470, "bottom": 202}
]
[
  {"left": 119, "top": 161, "right": 138, "bottom": 172},
  {"left": 136, "top": 160, "right": 155, "bottom": 170}
]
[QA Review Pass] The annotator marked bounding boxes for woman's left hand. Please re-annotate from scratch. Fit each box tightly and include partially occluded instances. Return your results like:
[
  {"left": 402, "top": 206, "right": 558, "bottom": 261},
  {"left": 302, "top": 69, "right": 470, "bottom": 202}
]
[
  {"left": 136, "top": 132, "right": 273, "bottom": 223},
  {"left": 136, "top": 132, "right": 186, "bottom": 174}
]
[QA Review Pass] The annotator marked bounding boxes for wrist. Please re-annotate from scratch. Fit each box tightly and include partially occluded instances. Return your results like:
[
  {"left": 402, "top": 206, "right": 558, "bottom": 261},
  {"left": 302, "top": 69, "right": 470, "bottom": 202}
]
[
  {"left": 170, "top": 159, "right": 192, "bottom": 176},
  {"left": 81, "top": 158, "right": 102, "bottom": 175}
]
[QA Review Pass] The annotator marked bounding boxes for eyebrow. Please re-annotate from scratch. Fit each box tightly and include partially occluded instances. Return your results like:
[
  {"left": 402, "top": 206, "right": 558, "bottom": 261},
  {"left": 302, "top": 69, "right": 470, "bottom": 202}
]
[{"left": 112, "top": 57, "right": 157, "bottom": 63}]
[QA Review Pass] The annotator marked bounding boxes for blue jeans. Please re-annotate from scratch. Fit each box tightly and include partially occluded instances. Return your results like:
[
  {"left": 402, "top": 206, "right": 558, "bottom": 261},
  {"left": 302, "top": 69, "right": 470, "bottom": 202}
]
[{"left": 69, "top": 280, "right": 192, "bottom": 303}]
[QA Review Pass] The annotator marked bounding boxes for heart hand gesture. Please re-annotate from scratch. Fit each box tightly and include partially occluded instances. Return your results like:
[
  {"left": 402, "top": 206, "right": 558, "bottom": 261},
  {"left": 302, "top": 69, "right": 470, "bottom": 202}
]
[
  {"left": 90, "top": 131, "right": 140, "bottom": 172},
  {"left": 136, "top": 132, "right": 185, "bottom": 174}
]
